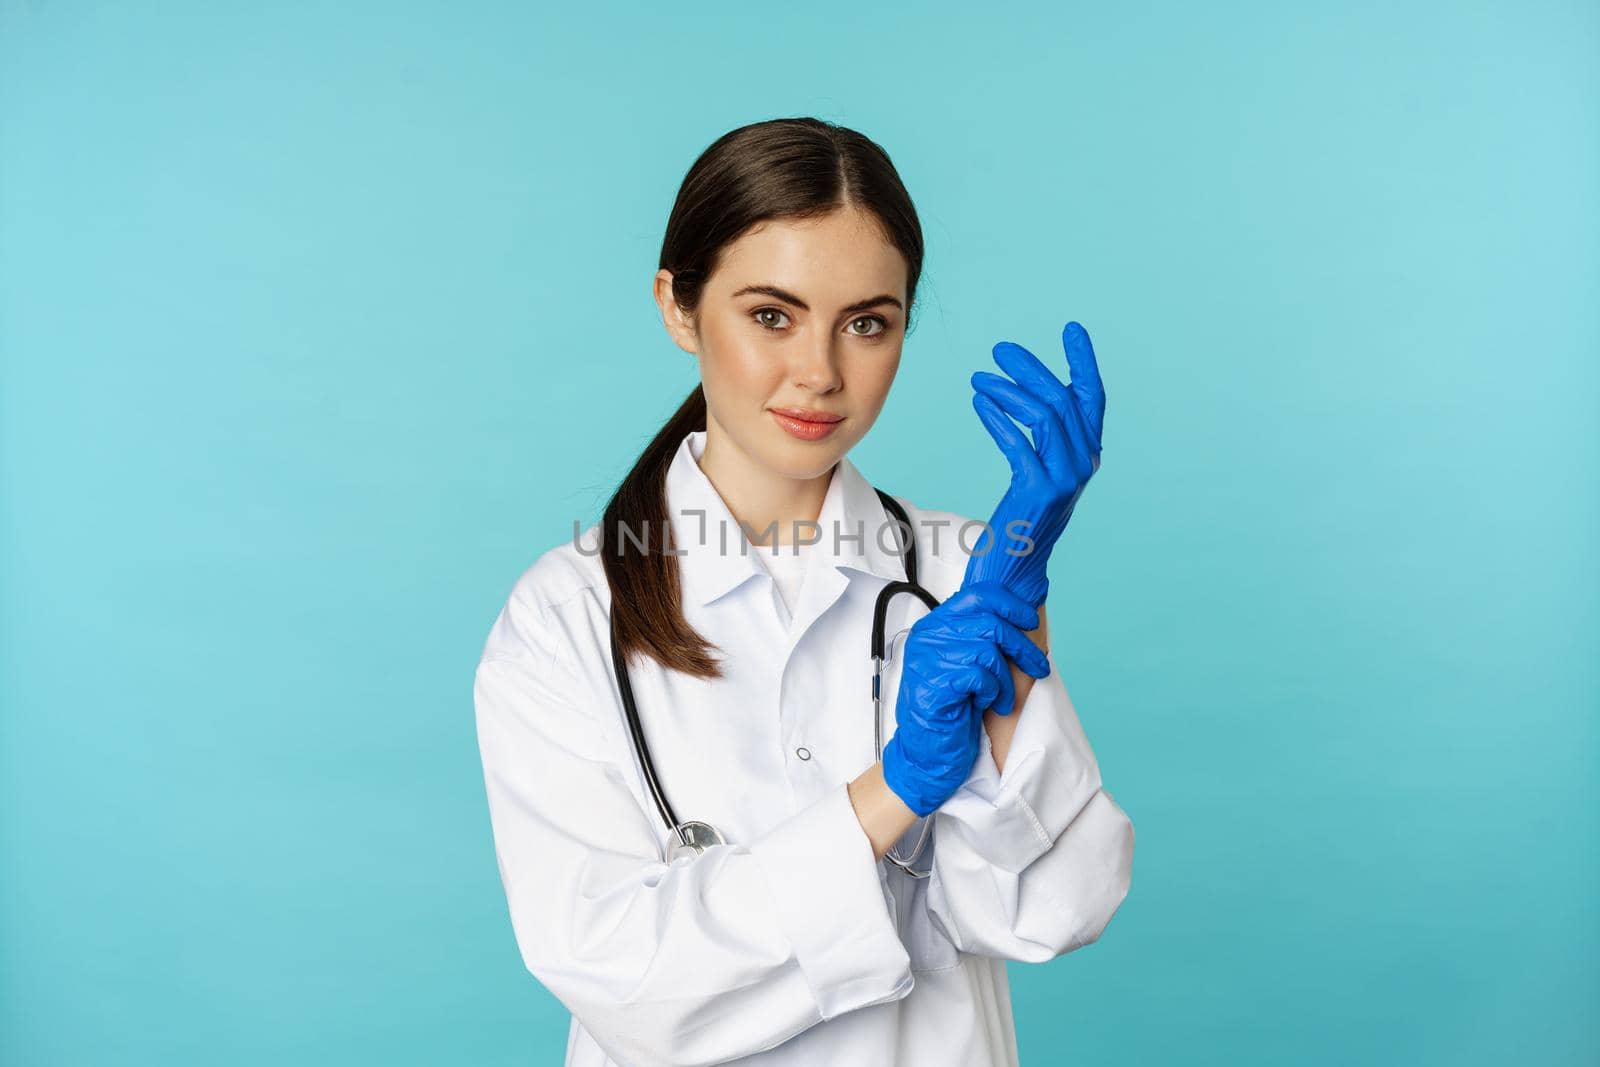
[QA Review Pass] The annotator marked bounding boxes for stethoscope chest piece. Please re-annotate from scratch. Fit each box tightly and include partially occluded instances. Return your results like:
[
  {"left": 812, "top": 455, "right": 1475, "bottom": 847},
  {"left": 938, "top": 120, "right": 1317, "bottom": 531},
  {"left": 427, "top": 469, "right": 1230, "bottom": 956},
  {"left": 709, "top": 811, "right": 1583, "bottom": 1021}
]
[{"left": 666, "top": 820, "right": 726, "bottom": 862}]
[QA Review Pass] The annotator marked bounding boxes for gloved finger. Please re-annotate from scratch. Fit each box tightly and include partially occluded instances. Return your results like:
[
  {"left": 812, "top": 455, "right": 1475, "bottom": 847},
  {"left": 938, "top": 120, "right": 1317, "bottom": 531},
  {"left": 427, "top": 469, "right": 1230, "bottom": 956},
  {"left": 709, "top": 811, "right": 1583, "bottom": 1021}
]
[
  {"left": 1061, "top": 321, "right": 1106, "bottom": 443},
  {"left": 1058, "top": 388, "right": 1102, "bottom": 480},
  {"left": 957, "top": 653, "right": 1007, "bottom": 717},
  {"left": 988, "top": 618, "right": 1052, "bottom": 680},
  {"left": 902, "top": 644, "right": 991, "bottom": 715},
  {"left": 974, "top": 626, "right": 1049, "bottom": 689},
  {"left": 966, "top": 374, "right": 1056, "bottom": 483},
  {"left": 898, "top": 639, "right": 990, "bottom": 715},
  {"left": 928, "top": 636, "right": 1017, "bottom": 715},
  {"left": 899, "top": 665, "right": 980, "bottom": 723},
  {"left": 988, "top": 339, "right": 1080, "bottom": 476},
  {"left": 939, "top": 610, "right": 1051, "bottom": 681},
  {"left": 970, "top": 370, "right": 1072, "bottom": 482},
  {"left": 989, "top": 649, "right": 1017, "bottom": 717},
  {"left": 971, "top": 391, "right": 1038, "bottom": 486},
  {"left": 991, "top": 339, "right": 1076, "bottom": 421},
  {"left": 1053, "top": 384, "right": 1099, "bottom": 488},
  {"left": 986, "top": 361, "right": 1089, "bottom": 494},
  {"left": 942, "top": 579, "right": 1042, "bottom": 633}
]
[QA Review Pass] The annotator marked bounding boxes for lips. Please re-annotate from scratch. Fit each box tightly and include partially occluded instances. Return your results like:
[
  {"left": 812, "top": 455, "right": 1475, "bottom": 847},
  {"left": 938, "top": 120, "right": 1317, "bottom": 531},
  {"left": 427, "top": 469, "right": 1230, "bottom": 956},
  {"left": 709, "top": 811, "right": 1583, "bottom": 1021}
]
[
  {"left": 768, "top": 407, "right": 844, "bottom": 424},
  {"left": 769, "top": 407, "right": 844, "bottom": 441}
]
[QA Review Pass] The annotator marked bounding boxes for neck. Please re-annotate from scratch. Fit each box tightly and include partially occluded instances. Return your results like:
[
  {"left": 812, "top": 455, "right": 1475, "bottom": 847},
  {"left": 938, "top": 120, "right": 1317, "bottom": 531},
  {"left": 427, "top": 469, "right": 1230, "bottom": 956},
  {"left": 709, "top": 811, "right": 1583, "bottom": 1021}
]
[{"left": 698, "top": 424, "right": 833, "bottom": 548}]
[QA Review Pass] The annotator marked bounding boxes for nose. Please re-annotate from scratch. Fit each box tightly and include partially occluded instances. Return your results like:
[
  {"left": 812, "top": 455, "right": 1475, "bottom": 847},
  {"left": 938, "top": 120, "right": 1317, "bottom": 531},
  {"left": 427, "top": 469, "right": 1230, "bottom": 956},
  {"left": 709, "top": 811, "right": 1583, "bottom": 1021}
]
[{"left": 789, "top": 332, "right": 843, "bottom": 393}]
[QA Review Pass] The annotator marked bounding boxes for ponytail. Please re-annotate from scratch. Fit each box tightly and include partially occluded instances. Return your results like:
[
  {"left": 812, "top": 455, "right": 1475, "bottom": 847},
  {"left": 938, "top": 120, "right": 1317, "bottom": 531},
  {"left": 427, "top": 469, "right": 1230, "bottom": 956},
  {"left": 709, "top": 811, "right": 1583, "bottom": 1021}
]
[{"left": 600, "top": 386, "right": 726, "bottom": 678}]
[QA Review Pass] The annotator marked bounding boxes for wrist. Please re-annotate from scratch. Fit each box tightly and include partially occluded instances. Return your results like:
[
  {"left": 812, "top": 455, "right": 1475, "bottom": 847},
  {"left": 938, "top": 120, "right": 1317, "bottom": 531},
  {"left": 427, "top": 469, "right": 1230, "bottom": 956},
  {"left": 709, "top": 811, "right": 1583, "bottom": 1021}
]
[{"left": 848, "top": 760, "right": 920, "bottom": 860}]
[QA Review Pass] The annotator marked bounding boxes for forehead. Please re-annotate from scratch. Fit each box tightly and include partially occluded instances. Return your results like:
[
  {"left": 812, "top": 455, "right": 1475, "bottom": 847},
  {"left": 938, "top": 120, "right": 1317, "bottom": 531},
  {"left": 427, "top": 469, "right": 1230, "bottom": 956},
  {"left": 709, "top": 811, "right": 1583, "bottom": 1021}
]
[{"left": 711, "top": 208, "right": 907, "bottom": 305}]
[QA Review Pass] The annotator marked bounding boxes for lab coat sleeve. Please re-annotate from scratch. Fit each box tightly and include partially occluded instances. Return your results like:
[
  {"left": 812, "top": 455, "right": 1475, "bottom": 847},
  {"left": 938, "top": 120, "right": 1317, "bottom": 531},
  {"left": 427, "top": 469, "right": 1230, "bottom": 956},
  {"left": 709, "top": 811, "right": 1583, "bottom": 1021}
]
[
  {"left": 473, "top": 596, "right": 914, "bottom": 1067},
  {"left": 925, "top": 656, "right": 1135, "bottom": 962}
]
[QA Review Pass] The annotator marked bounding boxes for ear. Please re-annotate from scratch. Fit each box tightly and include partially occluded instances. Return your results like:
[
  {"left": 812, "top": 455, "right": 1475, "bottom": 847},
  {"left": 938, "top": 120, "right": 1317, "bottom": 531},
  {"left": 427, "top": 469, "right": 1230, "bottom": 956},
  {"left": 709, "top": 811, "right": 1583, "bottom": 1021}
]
[{"left": 653, "top": 269, "right": 700, "bottom": 356}]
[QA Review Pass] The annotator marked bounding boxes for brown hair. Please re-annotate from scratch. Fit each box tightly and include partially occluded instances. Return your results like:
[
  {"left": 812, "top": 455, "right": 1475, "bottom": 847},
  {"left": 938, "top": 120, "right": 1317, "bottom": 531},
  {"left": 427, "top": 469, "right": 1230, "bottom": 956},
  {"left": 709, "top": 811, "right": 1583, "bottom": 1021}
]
[{"left": 601, "top": 117, "right": 926, "bottom": 678}]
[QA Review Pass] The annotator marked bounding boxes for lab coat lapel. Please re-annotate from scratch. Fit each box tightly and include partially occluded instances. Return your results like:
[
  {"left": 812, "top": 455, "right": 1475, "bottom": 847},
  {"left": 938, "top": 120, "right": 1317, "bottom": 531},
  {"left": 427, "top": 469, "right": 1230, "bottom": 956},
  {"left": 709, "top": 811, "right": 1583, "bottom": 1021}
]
[
  {"left": 780, "top": 451, "right": 909, "bottom": 658},
  {"left": 662, "top": 429, "right": 910, "bottom": 650}
]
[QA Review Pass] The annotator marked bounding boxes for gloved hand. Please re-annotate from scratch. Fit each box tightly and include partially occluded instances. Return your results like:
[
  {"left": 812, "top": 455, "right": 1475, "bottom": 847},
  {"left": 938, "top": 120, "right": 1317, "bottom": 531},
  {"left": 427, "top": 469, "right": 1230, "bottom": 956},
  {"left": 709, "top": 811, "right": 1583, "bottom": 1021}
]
[
  {"left": 963, "top": 320, "right": 1106, "bottom": 608},
  {"left": 881, "top": 580, "right": 1053, "bottom": 817}
]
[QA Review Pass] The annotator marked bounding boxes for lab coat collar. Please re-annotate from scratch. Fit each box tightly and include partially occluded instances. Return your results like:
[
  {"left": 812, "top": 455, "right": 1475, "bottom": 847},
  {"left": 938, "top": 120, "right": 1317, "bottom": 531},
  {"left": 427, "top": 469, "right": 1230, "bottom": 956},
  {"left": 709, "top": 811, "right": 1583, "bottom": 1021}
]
[{"left": 665, "top": 429, "right": 910, "bottom": 608}]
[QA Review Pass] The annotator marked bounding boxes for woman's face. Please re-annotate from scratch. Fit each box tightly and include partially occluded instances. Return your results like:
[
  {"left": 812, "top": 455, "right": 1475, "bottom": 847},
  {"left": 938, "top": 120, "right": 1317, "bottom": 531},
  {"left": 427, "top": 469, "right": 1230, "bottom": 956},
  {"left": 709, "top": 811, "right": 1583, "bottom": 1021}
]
[{"left": 655, "top": 204, "right": 908, "bottom": 483}]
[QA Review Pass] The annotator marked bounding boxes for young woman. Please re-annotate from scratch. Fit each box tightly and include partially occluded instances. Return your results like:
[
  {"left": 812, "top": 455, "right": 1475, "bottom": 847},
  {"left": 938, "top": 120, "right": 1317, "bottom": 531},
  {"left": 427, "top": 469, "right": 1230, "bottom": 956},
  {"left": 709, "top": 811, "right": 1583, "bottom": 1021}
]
[{"left": 474, "top": 117, "right": 1133, "bottom": 1067}]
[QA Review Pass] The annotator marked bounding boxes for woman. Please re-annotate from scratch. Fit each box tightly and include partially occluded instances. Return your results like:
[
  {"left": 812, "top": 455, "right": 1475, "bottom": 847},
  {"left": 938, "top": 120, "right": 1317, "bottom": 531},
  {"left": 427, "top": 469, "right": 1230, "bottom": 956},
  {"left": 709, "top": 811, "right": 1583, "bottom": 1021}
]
[{"left": 474, "top": 117, "right": 1133, "bottom": 1067}]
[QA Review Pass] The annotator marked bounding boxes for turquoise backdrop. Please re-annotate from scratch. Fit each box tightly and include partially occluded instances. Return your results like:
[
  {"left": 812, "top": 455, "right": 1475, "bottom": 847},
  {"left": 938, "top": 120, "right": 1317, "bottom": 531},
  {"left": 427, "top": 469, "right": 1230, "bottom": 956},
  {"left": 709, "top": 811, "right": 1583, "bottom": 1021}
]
[{"left": 2, "top": 2, "right": 1595, "bottom": 1064}]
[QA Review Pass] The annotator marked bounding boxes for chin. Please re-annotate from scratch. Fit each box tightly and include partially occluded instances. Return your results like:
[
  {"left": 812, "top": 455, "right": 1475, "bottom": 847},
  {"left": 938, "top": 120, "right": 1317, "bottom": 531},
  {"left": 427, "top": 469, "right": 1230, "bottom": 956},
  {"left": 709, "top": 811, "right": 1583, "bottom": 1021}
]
[{"left": 761, "top": 431, "right": 850, "bottom": 480}]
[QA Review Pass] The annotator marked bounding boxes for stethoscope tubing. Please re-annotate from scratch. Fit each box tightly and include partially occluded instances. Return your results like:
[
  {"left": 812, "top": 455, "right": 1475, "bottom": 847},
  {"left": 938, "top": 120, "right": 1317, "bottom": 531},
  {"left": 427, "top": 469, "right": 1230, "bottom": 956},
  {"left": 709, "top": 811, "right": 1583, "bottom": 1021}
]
[{"left": 607, "top": 488, "right": 942, "bottom": 873}]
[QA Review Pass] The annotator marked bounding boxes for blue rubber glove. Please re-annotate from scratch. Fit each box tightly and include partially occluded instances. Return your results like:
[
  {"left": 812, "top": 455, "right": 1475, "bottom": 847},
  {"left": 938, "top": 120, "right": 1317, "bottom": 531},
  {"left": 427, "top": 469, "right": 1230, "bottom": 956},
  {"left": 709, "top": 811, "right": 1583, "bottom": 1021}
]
[
  {"left": 963, "top": 320, "right": 1106, "bottom": 608},
  {"left": 881, "top": 580, "right": 1053, "bottom": 817}
]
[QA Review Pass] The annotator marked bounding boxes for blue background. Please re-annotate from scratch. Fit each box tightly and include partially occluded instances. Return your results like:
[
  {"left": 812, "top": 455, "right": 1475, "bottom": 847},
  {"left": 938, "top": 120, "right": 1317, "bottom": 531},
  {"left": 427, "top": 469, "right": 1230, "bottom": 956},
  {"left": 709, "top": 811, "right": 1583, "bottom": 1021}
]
[{"left": 2, "top": 2, "right": 1595, "bottom": 1063}]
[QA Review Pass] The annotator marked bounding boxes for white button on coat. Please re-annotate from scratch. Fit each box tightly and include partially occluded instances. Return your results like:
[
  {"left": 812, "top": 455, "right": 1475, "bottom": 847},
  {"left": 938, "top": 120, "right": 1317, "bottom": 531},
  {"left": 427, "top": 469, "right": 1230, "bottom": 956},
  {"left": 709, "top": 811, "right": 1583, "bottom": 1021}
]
[{"left": 473, "top": 429, "right": 1135, "bottom": 1067}]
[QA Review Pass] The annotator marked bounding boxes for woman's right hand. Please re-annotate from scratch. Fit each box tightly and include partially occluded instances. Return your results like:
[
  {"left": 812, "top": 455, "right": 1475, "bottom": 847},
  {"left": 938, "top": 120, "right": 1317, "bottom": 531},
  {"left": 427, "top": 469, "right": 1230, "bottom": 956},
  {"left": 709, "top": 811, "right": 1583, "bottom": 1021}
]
[{"left": 881, "top": 580, "right": 1053, "bottom": 817}]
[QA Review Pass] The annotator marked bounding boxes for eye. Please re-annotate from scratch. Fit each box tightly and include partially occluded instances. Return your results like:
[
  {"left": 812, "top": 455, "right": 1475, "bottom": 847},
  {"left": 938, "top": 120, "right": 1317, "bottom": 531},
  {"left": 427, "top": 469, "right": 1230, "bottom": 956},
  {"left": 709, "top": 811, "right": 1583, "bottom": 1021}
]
[
  {"left": 848, "top": 315, "right": 889, "bottom": 338},
  {"left": 752, "top": 307, "right": 791, "bottom": 331}
]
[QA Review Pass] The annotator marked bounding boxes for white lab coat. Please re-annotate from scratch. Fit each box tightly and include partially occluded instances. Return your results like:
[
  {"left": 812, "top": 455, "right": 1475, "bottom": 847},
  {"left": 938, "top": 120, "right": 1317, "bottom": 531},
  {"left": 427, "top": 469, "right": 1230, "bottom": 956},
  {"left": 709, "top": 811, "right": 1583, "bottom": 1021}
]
[{"left": 473, "top": 429, "right": 1134, "bottom": 1067}]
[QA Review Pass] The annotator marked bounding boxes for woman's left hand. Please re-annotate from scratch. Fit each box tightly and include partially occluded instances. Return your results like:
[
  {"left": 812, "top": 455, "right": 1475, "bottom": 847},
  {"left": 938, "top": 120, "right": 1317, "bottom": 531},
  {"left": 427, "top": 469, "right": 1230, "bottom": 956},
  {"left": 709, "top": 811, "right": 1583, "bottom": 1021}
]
[{"left": 961, "top": 320, "right": 1106, "bottom": 608}]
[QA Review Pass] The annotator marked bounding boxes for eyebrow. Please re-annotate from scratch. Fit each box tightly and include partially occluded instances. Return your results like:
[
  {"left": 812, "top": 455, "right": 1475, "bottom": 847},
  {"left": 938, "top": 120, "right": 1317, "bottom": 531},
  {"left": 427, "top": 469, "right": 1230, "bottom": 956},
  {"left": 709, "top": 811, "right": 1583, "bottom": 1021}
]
[{"left": 729, "top": 284, "right": 903, "bottom": 314}]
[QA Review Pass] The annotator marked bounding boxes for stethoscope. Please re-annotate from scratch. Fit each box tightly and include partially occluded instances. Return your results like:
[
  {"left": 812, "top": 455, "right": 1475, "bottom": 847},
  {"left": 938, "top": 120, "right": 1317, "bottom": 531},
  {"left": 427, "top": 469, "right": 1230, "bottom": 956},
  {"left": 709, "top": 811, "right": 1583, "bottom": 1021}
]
[{"left": 608, "top": 489, "right": 942, "bottom": 878}]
